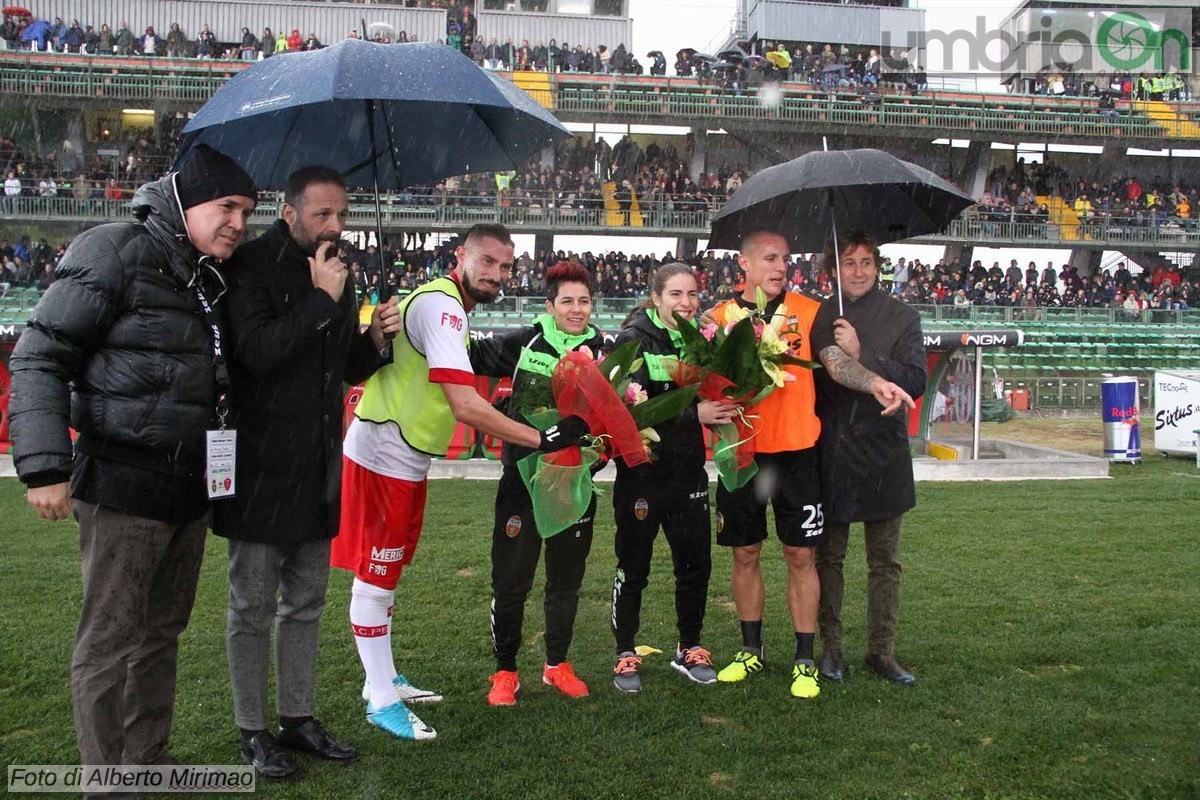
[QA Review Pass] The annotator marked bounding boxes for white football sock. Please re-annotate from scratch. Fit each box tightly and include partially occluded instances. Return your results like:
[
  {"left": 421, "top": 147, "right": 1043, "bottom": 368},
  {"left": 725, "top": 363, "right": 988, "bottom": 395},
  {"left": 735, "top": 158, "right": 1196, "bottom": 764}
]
[{"left": 351, "top": 578, "right": 399, "bottom": 709}]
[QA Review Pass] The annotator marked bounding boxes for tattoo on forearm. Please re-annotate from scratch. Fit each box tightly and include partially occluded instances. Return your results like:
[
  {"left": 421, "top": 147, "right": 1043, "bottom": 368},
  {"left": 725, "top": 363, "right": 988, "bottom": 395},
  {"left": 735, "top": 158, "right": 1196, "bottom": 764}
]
[{"left": 820, "top": 345, "right": 879, "bottom": 394}]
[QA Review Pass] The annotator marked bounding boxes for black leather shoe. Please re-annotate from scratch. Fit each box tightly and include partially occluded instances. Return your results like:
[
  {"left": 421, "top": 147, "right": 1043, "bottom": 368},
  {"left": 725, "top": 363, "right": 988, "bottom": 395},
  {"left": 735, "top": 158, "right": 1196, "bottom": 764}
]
[
  {"left": 819, "top": 651, "right": 847, "bottom": 682},
  {"left": 240, "top": 731, "right": 299, "bottom": 780},
  {"left": 864, "top": 653, "right": 917, "bottom": 686},
  {"left": 276, "top": 719, "right": 358, "bottom": 763}
]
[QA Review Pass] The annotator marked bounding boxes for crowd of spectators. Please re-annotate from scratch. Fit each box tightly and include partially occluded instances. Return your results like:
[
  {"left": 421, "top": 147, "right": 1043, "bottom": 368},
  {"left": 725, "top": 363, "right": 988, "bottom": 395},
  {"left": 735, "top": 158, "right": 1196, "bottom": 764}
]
[
  {"left": 1, "top": 130, "right": 752, "bottom": 218},
  {"left": 1, "top": 135, "right": 176, "bottom": 209},
  {"left": 8, "top": 2, "right": 1200, "bottom": 111},
  {"left": 975, "top": 158, "right": 1200, "bottom": 235},
  {"left": 0, "top": 6, "right": 928, "bottom": 91},
  {"left": 1011, "top": 66, "right": 1193, "bottom": 102},
  {"left": 302, "top": 240, "right": 1200, "bottom": 316},
  {"left": 12, "top": 228, "right": 1188, "bottom": 322}
]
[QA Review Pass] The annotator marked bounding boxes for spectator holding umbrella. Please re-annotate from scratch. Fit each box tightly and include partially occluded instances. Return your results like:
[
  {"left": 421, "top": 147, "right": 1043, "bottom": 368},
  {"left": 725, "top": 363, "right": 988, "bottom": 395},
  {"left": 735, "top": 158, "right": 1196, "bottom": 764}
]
[{"left": 812, "top": 232, "right": 924, "bottom": 688}]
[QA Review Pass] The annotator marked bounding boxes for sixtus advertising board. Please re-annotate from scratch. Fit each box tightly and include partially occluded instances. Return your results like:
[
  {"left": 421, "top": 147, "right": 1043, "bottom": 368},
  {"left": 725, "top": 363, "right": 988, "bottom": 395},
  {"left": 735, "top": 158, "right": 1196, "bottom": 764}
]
[{"left": 1153, "top": 370, "right": 1200, "bottom": 456}]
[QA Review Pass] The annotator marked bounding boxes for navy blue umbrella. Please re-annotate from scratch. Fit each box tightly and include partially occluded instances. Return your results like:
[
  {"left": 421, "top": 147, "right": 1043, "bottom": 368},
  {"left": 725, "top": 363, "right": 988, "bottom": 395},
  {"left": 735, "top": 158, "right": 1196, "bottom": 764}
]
[{"left": 175, "top": 39, "right": 570, "bottom": 191}]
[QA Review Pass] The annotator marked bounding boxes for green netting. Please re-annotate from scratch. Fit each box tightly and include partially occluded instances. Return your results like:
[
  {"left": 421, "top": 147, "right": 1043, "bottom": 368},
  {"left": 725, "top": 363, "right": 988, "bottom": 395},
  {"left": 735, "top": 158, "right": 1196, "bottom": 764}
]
[
  {"left": 711, "top": 422, "right": 758, "bottom": 492},
  {"left": 516, "top": 447, "right": 602, "bottom": 539}
]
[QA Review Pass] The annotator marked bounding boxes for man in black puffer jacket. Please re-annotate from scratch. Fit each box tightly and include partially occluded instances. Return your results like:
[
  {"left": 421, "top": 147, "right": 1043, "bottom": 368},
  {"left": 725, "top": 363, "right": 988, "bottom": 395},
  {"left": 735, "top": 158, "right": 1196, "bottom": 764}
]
[{"left": 8, "top": 145, "right": 257, "bottom": 775}]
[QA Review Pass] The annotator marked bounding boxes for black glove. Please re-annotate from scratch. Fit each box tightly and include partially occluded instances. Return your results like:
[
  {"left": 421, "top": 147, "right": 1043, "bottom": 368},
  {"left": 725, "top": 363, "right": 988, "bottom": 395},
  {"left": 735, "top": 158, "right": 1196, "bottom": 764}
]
[{"left": 538, "top": 415, "right": 590, "bottom": 453}]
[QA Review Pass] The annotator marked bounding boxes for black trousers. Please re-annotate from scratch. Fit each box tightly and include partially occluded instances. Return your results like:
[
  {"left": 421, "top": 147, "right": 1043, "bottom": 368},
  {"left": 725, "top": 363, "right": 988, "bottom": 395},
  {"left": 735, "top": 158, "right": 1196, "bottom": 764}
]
[
  {"left": 611, "top": 468, "right": 712, "bottom": 654},
  {"left": 491, "top": 467, "right": 595, "bottom": 670}
]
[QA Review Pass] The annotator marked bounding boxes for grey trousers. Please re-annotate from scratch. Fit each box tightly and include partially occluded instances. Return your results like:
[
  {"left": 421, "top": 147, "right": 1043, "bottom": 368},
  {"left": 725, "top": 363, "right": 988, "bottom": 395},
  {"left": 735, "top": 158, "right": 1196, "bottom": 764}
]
[
  {"left": 816, "top": 515, "right": 904, "bottom": 657},
  {"left": 72, "top": 501, "right": 206, "bottom": 767},
  {"left": 226, "top": 538, "right": 331, "bottom": 731}
]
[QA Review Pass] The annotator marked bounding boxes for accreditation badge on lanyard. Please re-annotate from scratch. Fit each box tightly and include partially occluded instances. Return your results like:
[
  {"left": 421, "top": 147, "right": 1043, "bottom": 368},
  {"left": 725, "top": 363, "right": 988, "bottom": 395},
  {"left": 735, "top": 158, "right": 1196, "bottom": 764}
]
[{"left": 196, "top": 282, "right": 237, "bottom": 499}]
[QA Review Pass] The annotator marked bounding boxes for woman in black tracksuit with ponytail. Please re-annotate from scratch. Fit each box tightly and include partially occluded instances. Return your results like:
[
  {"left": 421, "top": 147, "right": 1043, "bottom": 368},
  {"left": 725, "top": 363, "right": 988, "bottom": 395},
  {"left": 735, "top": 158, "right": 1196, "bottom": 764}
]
[{"left": 610, "top": 262, "right": 737, "bottom": 693}]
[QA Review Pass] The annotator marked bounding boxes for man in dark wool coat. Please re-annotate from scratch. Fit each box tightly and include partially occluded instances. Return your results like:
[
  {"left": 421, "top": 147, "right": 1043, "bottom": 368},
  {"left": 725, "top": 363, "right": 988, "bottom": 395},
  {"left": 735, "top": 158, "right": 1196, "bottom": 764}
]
[
  {"left": 812, "top": 231, "right": 925, "bottom": 689},
  {"left": 212, "top": 165, "right": 400, "bottom": 780}
]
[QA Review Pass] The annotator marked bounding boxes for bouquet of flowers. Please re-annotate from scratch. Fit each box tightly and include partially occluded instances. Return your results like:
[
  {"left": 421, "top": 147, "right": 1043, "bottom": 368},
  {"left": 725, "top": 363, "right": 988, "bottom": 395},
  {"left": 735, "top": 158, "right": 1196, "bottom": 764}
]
[
  {"left": 518, "top": 341, "right": 696, "bottom": 537},
  {"left": 673, "top": 289, "right": 819, "bottom": 490}
]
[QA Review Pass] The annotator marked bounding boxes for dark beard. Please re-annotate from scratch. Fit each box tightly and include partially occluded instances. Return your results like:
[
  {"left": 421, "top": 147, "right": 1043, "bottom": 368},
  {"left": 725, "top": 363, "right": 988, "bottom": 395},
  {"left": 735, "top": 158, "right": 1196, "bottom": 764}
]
[
  {"left": 462, "top": 272, "right": 499, "bottom": 304},
  {"left": 292, "top": 226, "right": 339, "bottom": 257}
]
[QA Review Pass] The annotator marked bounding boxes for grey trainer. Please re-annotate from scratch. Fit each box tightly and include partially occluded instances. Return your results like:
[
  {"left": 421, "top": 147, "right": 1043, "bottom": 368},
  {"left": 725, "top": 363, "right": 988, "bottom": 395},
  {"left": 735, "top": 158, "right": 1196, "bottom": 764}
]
[
  {"left": 671, "top": 645, "right": 718, "bottom": 684},
  {"left": 613, "top": 651, "right": 643, "bottom": 693}
]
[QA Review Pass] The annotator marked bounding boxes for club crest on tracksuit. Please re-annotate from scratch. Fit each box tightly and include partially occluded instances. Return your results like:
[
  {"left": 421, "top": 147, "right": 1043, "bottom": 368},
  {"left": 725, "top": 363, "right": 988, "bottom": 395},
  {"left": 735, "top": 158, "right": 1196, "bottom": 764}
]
[
  {"left": 505, "top": 515, "right": 522, "bottom": 538},
  {"left": 633, "top": 498, "right": 649, "bottom": 521}
]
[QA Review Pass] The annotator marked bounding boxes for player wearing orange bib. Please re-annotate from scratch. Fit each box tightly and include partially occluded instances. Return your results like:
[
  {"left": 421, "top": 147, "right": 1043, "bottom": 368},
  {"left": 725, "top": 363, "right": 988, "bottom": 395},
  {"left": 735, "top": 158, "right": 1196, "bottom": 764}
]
[{"left": 709, "top": 231, "right": 827, "bottom": 699}]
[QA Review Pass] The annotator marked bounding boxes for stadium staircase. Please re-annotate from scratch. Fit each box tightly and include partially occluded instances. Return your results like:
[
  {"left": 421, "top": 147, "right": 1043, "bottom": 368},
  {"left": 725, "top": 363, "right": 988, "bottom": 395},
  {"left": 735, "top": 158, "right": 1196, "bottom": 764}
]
[
  {"left": 1037, "top": 195, "right": 1085, "bottom": 242},
  {"left": 602, "top": 181, "right": 644, "bottom": 228},
  {"left": 1131, "top": 100, "right": 1200, "bottom": 139},
  {"left": 509, "top": 70, "right": 554, "bottom": 110}
]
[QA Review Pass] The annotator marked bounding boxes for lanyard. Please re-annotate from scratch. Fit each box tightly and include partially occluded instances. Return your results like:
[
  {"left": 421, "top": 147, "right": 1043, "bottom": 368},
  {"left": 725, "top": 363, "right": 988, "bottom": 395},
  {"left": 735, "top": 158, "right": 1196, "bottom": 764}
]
[{"left": 194, "top": 283, "right": 232, "bottom": 429}]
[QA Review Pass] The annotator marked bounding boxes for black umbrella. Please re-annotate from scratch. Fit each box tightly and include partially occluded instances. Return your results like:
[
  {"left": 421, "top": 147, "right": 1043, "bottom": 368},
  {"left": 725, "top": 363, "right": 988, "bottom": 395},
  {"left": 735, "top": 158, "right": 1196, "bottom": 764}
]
[
  {"left": 718, "top": 48, "right": 746, "bottom": 63},
  {"left": 646, "top": 50, "right": 663, "bottom": 58},
  {"left": 692, "top": 52, "right": 718, "bottom": 63},
  {"left": 712, "top": 61, "right": 738, "bottom": 71},
  {"left": 708, "top": 148, "right": 976, "bottom": 313},
  {"left": 676, "top": 47, "right": 697, "bottom": 61},
  {"left": 822, "top": 63, "right": 851, "bottom": 73}
]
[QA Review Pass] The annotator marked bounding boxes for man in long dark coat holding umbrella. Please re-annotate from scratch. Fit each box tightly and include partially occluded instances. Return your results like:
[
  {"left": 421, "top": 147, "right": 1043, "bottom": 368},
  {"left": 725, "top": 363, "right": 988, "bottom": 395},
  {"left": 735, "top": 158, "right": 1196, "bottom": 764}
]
[{"left": 812, "top": 231, "right": 924, "bottom": 687}]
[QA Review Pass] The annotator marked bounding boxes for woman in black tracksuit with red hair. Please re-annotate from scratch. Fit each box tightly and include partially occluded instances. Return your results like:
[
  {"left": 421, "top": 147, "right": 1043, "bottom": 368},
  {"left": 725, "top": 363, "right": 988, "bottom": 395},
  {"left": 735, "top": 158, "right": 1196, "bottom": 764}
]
[{"left": 609, "top": 262, "right": 737, "bottom": 693}]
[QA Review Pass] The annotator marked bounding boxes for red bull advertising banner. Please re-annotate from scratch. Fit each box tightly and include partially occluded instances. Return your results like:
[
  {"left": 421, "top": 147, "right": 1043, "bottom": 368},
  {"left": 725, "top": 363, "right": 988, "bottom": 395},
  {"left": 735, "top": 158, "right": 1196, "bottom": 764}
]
[{"left": 1101, "top": 376, "right": 1141, "bottom": 462}]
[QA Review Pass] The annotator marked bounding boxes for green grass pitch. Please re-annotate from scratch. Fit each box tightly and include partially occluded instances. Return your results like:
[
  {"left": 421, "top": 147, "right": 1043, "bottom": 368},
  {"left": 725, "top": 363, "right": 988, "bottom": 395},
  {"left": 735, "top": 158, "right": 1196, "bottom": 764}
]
[{"left": 1, "top": 459, "right": 1198, "bottom": 799}]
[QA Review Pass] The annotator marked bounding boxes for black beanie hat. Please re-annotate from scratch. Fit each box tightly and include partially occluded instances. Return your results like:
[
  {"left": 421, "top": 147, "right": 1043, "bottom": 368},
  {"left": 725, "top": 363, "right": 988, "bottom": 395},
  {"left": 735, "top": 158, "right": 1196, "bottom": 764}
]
[{"left": 175, "top": 144, "right": 257, "bottom": 210}]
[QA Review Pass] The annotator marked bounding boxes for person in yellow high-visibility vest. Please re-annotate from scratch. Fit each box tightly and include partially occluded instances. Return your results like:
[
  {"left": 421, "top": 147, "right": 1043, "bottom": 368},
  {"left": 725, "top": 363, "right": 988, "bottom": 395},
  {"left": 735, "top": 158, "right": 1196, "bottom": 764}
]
[{"left": 331, "top": 223, "right": 590, "bottom": 741}]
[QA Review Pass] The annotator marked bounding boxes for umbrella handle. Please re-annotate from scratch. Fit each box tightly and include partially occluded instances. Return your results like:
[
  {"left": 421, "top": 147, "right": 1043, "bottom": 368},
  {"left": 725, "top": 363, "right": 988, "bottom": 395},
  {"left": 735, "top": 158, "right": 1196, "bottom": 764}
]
[
  {"left": 830, "top": 188, "right": 843, "bottom": 317},
  {"left": 365, "top": 98, "right": 395, "bottom": 337}
]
